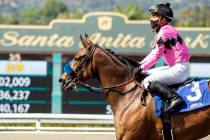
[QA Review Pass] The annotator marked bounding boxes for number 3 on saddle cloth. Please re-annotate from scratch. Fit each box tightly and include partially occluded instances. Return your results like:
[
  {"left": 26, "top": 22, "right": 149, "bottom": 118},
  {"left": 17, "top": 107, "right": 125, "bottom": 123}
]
[{"left": 155, "top": 79, "right": 210, "bottom": 117}]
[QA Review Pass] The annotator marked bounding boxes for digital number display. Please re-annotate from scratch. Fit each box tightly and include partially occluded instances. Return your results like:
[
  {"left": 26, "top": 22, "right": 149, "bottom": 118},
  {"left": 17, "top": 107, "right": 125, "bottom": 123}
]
[
  {"left": 0, "top": 104, "right": 30, "bottom": 113},
  {"left": 0, "top": 76, "right": 31, "bottom": 88},
  {"left": 0, "top": 90, "right": 30, "bottom": 101},
  {"left": 0, "top": 53, "right": 52, "bottom": 113}
]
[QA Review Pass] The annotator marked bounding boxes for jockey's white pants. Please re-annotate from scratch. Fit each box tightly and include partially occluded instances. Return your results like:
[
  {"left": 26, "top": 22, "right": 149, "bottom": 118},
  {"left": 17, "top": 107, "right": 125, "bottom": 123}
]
[{"left": 143, "top": 62, "right": 190, "bottom": 89}]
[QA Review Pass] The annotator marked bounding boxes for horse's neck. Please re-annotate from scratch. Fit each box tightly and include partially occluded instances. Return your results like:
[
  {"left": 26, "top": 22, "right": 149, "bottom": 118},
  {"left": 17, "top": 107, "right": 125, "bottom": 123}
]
[
  {"left": 95, "top": 50, "right": 131, "bottom": 89},
  {"left": 94, "top": 50, "right": 136, "bottom": 113}
]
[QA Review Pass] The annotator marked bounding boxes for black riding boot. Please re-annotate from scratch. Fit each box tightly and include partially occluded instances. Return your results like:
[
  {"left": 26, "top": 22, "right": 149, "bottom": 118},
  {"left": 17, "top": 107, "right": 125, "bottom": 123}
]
[{"left": 148, "top": 81, "right": 183, "bottom": 112}]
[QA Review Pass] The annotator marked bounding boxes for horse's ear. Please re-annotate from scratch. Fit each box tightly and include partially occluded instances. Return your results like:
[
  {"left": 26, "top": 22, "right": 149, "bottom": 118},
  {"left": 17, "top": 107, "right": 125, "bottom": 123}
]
[
  {"left": 85, "top": 33, "right": 88, "bottom": 38},
  {"left": 84, "top": 33, "right": 94, "bottom": 47},
  {"left": 80, "top": 33, "right": 94, "bottom": 48},
  {"left": 80, "top": 34, "right": 87, "bottom": 48}
]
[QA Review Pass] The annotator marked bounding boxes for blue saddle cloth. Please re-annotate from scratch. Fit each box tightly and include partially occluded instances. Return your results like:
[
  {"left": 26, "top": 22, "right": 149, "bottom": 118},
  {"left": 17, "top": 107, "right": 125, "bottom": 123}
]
[{"left": 155, "top": 79, "right": 210, "bottom": 117}]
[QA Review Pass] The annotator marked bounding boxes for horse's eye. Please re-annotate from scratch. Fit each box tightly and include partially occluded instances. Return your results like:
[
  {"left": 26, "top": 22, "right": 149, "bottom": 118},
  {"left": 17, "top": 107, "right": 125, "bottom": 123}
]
[
  {"left": 74, "top": 57, "right": 80, "bottom": 61},
  {"left": 74, "top": 55, "right": 86, "bottom": 61}
]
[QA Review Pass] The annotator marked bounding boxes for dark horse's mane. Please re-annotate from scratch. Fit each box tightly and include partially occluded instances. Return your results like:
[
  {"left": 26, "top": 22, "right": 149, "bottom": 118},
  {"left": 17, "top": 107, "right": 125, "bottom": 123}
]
[
  {"left": 104, "top": 49, "right": 139, "bottom": 69},
  {"left": 104, "top": 49, "right": 147, "bottom": 82}
]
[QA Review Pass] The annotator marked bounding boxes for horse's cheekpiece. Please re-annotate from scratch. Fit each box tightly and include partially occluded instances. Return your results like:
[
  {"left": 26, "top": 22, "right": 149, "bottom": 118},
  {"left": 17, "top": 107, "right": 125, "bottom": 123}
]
[{"left": 155, "top": 79, "right": 210, "bottom": 117}]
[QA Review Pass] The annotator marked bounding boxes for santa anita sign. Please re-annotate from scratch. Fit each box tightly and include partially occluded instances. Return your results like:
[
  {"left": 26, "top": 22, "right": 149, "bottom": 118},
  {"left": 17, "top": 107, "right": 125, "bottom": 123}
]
[{"left": 0, "top": 12, "right": 210, "bottom": 55}]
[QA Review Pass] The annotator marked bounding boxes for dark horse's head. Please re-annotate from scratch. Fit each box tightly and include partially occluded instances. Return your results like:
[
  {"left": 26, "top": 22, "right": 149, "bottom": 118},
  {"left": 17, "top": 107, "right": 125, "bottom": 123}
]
[{"left": 59, "top": 34, "right": 142, "bottom": 91}]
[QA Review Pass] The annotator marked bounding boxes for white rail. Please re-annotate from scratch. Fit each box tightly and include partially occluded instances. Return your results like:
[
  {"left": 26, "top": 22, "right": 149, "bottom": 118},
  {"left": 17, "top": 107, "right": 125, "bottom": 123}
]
[{"left": 0, "top": 113, "right": 115, "bottom": 132}]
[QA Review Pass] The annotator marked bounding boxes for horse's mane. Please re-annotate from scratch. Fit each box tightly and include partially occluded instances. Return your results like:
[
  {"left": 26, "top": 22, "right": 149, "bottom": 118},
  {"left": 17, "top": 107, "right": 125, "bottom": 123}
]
[
  {"left": 104, "top": 48, "right": 147, "bottom": 82},
  {"left": 104, "top": 49, "right": 139, "bottom": 69}
]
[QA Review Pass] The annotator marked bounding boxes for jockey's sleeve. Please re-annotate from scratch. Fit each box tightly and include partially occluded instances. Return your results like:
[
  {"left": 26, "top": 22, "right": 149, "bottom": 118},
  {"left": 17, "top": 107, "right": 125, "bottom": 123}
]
[
  {"left": 139, "top": 49, "right": 155, "bottom": 65},
  {"left": 140, "top": 46, "right": 165, "bottom": 71}
]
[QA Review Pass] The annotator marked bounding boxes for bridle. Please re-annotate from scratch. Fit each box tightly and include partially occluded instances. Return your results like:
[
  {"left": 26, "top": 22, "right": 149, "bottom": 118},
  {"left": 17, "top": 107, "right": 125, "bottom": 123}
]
[
  {"left": 65, "top": 43, "right": 136, "bottom": 95},
  {"left": 74, "top": 44, "right": 98, "bottom": 80}
]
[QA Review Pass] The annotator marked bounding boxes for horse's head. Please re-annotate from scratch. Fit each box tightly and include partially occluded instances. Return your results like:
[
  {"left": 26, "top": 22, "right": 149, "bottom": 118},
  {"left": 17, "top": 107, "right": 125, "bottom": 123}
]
[{"left": 59, "top": 34, "right": 98, "bottom": 91}]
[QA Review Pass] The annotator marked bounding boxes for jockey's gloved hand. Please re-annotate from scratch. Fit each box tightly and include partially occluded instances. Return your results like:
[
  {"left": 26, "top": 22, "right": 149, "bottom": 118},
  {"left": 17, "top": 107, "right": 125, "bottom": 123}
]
[{"left": 133, "top": 67, "right": 142, "bottom": 76}]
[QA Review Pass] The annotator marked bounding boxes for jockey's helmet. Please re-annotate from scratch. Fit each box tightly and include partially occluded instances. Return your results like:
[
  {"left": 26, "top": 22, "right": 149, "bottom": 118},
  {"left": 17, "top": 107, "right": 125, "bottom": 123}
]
[{"left": 149, "top": 3, "right": 173, "bottom": 22}]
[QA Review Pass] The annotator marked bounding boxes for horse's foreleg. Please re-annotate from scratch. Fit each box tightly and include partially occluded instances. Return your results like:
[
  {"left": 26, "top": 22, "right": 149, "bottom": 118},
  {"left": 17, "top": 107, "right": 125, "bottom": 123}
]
[{"left": 115, "top": 126, "right": 124, "bottom": 140}]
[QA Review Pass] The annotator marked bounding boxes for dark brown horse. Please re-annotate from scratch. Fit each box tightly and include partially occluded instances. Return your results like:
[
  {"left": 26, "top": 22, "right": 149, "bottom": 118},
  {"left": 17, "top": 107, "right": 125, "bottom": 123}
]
[{"left": 59, "top": 35, "right": 210, "bottom": 140}]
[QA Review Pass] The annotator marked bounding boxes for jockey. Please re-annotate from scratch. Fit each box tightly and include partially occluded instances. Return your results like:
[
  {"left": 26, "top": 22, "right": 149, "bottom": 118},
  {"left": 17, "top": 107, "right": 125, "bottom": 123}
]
[{"left": 134, "top": 3, "right": 191, "bottom": 112}]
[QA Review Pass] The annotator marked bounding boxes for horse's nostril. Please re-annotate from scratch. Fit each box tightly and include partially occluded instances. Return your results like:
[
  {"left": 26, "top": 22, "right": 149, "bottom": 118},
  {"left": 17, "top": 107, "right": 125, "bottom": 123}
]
[{"left": 59, "top": 78, "right": 63, "bottom": 83}]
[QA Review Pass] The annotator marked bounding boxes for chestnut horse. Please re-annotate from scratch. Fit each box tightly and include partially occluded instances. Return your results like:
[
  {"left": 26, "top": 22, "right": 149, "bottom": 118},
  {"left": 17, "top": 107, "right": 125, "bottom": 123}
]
[{"left": 59, "top": 35, "right": 210, "bottom": 140}]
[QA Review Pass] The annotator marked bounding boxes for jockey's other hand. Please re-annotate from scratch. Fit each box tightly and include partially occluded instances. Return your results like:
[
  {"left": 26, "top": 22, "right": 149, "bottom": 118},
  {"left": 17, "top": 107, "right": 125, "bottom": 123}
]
[{"left": 133, "top": 67, "right": 142, "bottom": 76}]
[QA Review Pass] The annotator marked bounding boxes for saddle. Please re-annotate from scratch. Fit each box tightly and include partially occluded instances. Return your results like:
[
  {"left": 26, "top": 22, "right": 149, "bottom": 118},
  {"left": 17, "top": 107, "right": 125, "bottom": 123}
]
[{"left": 167, "top": 78, "right": 196, "bottom": 90}]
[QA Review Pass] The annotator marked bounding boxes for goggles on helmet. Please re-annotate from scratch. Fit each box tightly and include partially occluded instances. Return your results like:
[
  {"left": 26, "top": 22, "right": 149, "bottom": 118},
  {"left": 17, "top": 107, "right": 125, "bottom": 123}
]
[{"left": 149, "top": 5, "right": 158, "bottom": 14}]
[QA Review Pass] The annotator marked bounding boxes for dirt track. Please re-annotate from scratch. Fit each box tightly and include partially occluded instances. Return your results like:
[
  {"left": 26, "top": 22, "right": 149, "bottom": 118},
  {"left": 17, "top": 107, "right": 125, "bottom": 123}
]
[{"left": 0, "top": 132, "right": 209, "bottom": 140}]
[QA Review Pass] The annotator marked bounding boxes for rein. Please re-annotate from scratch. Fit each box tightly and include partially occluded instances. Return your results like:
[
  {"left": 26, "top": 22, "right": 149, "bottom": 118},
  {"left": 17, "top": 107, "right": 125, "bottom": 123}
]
[
  {"left": 78, "top": 74, "right": 136, "bottom": 93},
  {"left": 103, "top": 75, "right": 135, "bottom": 89}
]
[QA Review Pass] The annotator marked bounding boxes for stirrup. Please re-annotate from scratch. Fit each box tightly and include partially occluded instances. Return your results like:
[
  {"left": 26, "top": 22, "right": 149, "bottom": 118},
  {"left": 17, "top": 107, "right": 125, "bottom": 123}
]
[{"left": 165, "top": 98, "right": 183, "bottom": 112}]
